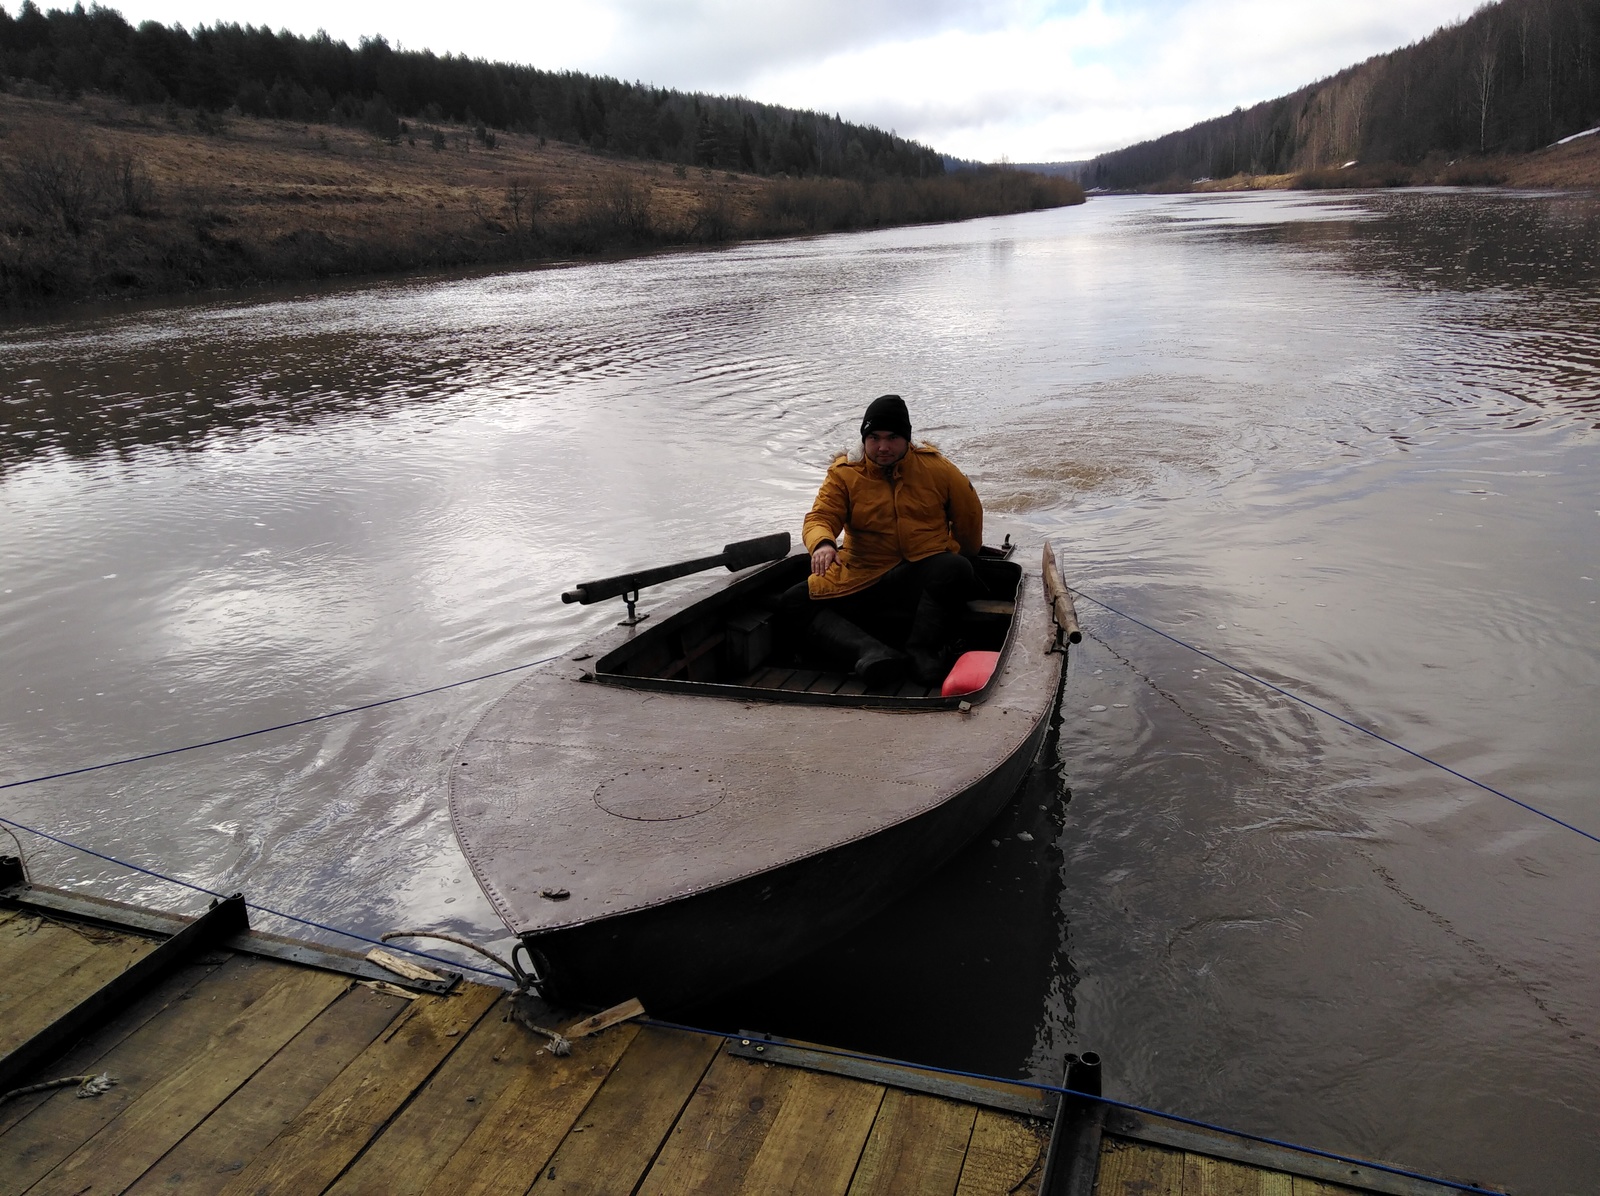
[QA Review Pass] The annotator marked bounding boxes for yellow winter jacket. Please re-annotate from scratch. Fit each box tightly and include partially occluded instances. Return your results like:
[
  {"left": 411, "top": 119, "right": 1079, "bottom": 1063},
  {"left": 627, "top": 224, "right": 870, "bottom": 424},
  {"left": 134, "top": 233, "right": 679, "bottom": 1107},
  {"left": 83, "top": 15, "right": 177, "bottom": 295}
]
[{"left": 801, "top": 445, "right": 983, "bottom": 598}]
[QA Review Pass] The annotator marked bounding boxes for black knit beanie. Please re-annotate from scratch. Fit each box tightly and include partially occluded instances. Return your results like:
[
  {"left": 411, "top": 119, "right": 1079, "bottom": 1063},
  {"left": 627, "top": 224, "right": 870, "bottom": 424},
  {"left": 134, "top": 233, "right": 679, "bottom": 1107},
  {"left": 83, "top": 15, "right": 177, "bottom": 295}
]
[{"left": 860, "top": 394, "right": 911, "bottom": 441}]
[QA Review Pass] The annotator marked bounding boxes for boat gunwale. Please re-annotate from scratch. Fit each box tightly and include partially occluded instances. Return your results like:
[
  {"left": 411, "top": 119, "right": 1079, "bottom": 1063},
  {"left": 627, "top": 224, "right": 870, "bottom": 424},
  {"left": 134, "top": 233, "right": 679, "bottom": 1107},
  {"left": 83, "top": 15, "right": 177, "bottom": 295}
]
[{"left": 589, "top": 551, "right": 1025, "bottom": 710}]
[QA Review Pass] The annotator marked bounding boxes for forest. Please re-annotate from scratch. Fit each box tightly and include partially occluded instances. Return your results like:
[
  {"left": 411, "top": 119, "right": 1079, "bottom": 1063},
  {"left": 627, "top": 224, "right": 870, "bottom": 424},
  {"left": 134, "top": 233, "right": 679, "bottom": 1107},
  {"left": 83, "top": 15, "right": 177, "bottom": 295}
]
[
  {"left": 0, "top": 1, "right": 945, "bottom": 181},
  {"left": 0, "top": 5, "right": 1089, "bottom": 309},
  {"left": 1085, "top": 0, "right": 1600, "bottom": 189}
]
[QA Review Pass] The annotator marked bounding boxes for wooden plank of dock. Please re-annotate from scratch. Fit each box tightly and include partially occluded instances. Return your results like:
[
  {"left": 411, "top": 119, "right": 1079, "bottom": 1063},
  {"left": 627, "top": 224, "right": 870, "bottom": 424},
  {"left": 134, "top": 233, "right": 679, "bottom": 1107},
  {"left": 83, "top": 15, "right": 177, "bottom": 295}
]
[
  {"left": 0, "top": 883, "right": 1477, "bottom": 1196},
  {"left": 0, "top": 911, "right": 159, "bottom": 1056}
]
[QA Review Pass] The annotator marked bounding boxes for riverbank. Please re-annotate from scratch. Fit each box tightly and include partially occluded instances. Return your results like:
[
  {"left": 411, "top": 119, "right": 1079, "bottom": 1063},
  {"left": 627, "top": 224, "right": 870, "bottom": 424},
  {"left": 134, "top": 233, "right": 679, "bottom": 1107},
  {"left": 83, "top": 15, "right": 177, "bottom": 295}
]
[
  {"left": 1176, "top": 132, "right": 1600, "bottom": 194},
  {"left": 0, "top": 90, "right": 1083, "bottom": 312}
]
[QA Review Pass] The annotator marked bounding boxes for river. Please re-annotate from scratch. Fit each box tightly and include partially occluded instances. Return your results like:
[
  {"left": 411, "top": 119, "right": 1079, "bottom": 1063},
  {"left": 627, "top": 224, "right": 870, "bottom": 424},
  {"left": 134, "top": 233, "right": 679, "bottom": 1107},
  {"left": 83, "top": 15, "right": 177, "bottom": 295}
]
[{"left": 2, "top": 189, "right": 1597, "bottom": 1192}]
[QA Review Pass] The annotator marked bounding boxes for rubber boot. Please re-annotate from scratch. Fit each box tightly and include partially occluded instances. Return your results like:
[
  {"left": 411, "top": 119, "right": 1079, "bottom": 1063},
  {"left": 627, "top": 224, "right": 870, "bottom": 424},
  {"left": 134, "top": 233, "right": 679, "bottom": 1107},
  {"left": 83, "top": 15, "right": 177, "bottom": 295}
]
[
  {"left": 808, "top": 609, "right": 907, "bottom": 686},
  {"left": 904, "top": 593, "right": 957, "bottom": 686}
]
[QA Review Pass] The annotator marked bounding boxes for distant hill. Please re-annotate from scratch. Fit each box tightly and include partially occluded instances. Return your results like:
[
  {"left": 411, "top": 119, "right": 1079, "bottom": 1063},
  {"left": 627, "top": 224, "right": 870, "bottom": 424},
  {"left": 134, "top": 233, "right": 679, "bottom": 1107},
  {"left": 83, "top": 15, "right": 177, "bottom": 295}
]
[
  {"left": 0, "top": 2, "right": 944, "bottom": 182},
  {"left": 1013, "top": 162, "right": 1089, "bottom": 181},
  {"left": 943, "top": 157, "right": 1089, "bottom": 180},
  {"left": 1086, "top": 0, "right": 1600, "bottom": 190}
]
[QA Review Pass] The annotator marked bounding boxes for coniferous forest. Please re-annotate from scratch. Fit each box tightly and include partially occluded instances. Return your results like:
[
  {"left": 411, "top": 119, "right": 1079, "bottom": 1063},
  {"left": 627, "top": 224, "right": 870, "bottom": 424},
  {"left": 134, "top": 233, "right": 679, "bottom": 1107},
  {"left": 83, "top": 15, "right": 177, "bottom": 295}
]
[
  {"left": 0, "top": 2, "right": 944, "bottom": 180},
  {"left": 1086, "top": 0, "right": 1600, "bottom": 190},
  {"left": 0, "top": 4, "right": 1088, "bottom": 309}
]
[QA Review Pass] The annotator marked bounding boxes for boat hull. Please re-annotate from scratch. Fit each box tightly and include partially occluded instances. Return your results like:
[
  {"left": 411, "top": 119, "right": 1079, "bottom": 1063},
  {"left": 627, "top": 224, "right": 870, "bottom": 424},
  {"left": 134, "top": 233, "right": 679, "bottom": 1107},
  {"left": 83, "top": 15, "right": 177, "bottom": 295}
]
[{"left": 527, "top": 702, "right": 1056, "bottom": 1009}]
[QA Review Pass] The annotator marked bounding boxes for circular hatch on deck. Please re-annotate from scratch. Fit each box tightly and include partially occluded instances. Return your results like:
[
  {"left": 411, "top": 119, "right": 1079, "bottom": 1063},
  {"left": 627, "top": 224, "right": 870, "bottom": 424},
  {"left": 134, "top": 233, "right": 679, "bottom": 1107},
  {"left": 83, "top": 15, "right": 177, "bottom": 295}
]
[{"left": 593, "top": 764, "right": 727, "bottom": 821}]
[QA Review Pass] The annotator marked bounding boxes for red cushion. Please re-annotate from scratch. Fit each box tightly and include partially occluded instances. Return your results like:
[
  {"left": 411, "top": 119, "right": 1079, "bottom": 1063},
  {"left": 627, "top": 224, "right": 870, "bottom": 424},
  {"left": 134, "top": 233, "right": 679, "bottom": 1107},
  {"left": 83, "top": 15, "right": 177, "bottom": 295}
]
[{"left": 941, "top": 650, "right": 1001, "bottom": 698}]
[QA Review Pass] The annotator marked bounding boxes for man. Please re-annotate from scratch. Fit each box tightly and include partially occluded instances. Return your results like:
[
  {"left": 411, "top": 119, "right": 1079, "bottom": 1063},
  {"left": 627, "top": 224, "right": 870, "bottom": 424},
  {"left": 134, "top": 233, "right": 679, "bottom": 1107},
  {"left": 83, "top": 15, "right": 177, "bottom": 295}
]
[{"left": 782, "top": 393, "right": 983, "bottom": 686}]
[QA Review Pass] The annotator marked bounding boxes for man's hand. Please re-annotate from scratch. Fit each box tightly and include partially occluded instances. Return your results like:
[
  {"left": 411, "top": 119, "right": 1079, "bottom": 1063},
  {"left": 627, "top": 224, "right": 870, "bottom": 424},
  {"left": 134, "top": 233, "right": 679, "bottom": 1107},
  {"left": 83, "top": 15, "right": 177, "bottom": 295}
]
[{"left": 810, "top": 544, "right": 837, "bottom": 576}]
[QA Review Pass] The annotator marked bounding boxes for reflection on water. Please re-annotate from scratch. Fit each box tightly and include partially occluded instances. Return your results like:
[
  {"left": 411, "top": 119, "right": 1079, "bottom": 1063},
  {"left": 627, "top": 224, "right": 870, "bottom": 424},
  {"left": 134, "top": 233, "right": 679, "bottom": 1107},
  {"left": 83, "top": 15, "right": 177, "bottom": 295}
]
[{"left": 2, "top": 190, "right": 1599, "bottom": 1193}]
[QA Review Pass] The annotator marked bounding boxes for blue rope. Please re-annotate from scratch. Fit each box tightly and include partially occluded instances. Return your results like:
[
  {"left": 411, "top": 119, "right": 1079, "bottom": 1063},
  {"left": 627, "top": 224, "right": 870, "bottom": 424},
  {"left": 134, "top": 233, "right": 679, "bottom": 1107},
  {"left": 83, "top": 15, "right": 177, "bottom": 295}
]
[
  {"left": 0, "top": 652, "right": 565, "bottom": 793},
  {"left": 641, "top": 1018, "right": 1502, "bottom": 1195},
  {"left": 0, "top": 810, "right": 511, "bottom": 980},
  {"left": 1071, "top": 586, "right": 1600, "bottom": 848},
  {"left": 0, "top": 650, "right": 572, "bottom": 978}
]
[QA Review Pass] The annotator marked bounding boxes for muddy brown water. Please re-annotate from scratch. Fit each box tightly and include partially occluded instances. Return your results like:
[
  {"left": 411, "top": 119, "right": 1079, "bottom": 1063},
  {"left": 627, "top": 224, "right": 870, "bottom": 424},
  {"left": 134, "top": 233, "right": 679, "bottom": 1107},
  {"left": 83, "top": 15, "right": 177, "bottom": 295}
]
[{"left": 3, "top": 190, "right": 1598, "bottom": 1192}]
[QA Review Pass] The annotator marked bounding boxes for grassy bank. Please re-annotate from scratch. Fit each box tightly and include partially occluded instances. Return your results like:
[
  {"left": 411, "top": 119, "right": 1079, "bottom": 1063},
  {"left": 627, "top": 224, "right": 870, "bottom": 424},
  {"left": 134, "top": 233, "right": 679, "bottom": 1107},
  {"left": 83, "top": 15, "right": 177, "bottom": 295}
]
[
  {"left": 1171, "top": 132, "right": 1600, "bottom": 194},
  {"left": 0, "top": 91, "right": 1083, "bottom": 312}
]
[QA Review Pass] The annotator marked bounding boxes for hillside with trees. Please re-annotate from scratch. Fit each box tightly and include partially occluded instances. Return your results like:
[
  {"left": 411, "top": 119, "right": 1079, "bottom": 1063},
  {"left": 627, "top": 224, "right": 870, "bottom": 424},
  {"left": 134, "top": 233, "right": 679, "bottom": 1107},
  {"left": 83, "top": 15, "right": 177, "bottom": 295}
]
[
  {"left": 0, "top": 5, "right": 1083, "bottom": 311},
  {"left": 1085, "top": 0, "right": 1600, "bottom": 190},
  {"left": 0, "top": 2, "right": 944, "bottom": 181}
]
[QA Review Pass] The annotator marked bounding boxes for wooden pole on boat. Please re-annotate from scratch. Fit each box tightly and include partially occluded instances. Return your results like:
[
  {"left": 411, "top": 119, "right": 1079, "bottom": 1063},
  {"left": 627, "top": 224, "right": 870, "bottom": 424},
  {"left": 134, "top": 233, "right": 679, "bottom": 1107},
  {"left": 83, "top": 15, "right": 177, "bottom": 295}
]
[{"left": 1041, "top": 541, "right": 1083, "bottom": 645}]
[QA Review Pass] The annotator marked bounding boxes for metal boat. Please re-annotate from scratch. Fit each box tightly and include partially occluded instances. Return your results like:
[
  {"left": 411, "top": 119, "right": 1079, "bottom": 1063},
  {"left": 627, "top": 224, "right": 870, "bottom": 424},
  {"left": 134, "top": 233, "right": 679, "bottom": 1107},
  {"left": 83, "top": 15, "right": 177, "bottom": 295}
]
[{"left": 450, "top": 534, "right": 1078, "bottom": 1009}]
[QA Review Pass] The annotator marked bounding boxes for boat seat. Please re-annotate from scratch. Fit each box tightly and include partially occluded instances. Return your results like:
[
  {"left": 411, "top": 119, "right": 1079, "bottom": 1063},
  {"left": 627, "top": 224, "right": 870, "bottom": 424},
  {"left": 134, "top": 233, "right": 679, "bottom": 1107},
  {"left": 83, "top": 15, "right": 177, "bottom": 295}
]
[{"left": 965, "top": 599, "right": 1015, "bottom": 617}]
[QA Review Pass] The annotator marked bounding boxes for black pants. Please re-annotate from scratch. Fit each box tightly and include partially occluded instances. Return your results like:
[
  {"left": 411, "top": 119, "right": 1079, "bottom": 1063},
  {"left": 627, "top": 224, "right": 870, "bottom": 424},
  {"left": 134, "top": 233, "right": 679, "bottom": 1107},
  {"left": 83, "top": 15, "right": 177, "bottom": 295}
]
[{"left": 778, "top": 552, "right": 978, "bottom": 649}]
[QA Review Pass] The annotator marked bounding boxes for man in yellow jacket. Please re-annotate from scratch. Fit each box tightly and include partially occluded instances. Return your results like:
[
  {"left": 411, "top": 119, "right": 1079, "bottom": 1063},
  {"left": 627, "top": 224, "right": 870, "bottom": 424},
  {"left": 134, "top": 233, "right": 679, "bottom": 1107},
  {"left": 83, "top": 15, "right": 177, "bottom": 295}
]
[{"left": 780, "top": 394, "right": 983, "bottom": 686}]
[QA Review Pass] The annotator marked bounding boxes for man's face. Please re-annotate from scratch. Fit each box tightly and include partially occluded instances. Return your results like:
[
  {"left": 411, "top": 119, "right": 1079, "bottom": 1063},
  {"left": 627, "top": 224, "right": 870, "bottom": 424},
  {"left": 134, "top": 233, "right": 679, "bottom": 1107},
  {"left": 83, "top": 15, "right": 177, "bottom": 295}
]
[{"left": 864, "top": 430, "right": 909, "bottom": 468}]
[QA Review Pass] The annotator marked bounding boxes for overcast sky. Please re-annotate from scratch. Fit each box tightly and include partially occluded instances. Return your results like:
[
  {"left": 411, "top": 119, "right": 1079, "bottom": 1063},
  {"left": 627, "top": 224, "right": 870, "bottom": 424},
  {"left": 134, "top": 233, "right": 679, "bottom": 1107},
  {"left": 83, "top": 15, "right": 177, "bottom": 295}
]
[{"left": 49, "top": 0, "right": 1485, "bottom": 161}]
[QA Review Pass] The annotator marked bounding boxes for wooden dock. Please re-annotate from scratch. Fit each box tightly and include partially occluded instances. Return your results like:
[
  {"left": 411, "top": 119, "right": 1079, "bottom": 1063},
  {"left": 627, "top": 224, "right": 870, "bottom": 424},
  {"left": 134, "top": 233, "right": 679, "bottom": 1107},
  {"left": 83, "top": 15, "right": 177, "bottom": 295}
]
[{"left": 0, "top": 864, "right": 1474, "bottom": 1196}]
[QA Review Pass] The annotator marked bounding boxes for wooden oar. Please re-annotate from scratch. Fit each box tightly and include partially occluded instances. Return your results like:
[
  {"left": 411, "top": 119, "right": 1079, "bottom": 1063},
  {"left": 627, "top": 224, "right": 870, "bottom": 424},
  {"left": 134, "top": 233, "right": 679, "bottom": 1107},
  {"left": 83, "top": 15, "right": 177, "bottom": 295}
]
[{"left": 1041, "top": 541, "right": 1082, "bottom": 645}]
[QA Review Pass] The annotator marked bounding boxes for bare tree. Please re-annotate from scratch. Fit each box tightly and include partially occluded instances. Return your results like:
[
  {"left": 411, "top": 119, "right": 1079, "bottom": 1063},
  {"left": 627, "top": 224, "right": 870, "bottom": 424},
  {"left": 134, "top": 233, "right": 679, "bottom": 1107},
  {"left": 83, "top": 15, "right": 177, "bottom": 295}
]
[
  {"left": 1474, "top": 25, "right": 1499, "bottom": 153},
  {"left": 504, "top": 176, "right": 550, "bottom": 243},
  {"left": 108, "top": 152, "right": 155, "bottom": 217}
]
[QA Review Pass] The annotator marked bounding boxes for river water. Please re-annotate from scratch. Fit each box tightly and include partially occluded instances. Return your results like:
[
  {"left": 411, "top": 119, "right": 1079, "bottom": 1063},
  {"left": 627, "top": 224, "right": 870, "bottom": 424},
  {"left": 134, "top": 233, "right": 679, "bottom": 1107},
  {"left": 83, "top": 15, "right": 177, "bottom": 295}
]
[{"left": 2, "top": 190, "right": 1598, "bottom": 1191}]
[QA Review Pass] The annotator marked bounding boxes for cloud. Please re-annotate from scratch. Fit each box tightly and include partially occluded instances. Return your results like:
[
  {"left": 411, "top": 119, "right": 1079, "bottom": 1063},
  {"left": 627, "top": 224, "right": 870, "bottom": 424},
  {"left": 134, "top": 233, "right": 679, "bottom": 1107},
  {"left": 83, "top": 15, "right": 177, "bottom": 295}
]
[
  {"left": 743, "top": 0, "right": 1483, "bottom": 160},
  {"left": 89, "top": 0, "right": 1483, "bottom": 160},
  {"left": 582, "top": 0, "right": 1016, "bottom": 87}
]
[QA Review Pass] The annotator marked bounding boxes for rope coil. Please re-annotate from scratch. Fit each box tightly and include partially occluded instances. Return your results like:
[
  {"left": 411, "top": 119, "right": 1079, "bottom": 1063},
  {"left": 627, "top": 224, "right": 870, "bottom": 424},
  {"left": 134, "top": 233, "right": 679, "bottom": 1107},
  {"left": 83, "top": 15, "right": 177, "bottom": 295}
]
[{"left": 0, "top": 1072, "right": 115, "bottom": 1106}]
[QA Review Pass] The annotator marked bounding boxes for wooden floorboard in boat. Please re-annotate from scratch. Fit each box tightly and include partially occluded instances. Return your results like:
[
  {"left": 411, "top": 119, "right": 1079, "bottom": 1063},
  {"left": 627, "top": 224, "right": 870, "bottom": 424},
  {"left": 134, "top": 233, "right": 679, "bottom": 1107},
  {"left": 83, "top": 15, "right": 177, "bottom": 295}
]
[
  {"left": 0, "top": 896, "right": 1434, "bottom": 1196},
  {"left": 779, "top": 668, "right": 823, "bottom": 692},
  {"left": 745, "top": 666, "right": 795, "bottom": 689},
  {"left": 805, "top": 671, "right": 849, "bottom": 694}
]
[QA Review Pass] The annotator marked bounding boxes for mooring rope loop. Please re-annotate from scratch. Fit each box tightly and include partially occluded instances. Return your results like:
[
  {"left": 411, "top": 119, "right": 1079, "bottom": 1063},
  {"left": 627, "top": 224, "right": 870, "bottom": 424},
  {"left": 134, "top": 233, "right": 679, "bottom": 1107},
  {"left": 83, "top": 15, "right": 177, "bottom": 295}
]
[{"left": 1070, "top": 585, "right": 1600, "bottom": 848}]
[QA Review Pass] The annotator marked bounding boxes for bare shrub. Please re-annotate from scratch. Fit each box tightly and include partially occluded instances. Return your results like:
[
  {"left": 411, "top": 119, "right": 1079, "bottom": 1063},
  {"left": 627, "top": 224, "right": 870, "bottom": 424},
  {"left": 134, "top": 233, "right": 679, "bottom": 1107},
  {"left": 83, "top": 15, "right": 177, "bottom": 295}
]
[
  {"left": 1292, "top": 162, "right": 1414, "bottom": 190},
  {"left": 505, "top": 176, "right": 550, "bottom": 242},
  {"left": 108, "top": 152, "right": 155, "bottom": 216},
  {"left": 761, "top": 178, "right": 864, "bottom": 232},
  {"left": 1, "top": 141, "right": 104, "bottom": 235},
  {"left": 688, "top": 188, "right": 737, "bottom": 242},
  {"left": 1437, "top": 161, "right": 1507, "bottom": 186},
  {"left": 590, "top": 176, "right": 653, "bottom": 240}
]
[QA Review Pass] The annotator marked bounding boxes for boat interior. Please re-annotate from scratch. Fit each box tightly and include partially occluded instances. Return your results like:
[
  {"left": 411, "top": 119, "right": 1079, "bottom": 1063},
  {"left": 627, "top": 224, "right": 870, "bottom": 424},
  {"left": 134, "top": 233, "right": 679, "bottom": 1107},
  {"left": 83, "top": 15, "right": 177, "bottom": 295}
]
[{"left": 593, "top": 550, "right": 1023, "bottom": 708}]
